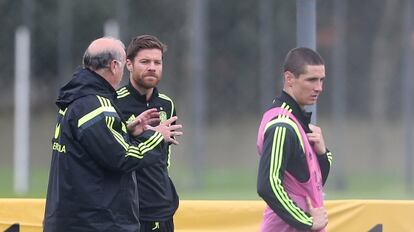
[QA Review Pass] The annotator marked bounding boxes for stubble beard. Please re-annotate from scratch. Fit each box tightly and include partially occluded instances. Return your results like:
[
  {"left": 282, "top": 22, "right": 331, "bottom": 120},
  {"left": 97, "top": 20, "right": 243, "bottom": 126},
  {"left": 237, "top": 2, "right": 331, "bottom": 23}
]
[{"left": 138, "top": 74, "right": 160, "bottom": 90}]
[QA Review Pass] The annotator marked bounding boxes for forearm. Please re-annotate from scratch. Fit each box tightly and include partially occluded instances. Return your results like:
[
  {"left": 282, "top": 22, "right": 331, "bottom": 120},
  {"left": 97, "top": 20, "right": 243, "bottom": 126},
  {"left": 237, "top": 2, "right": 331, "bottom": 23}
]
[
  {"left": 317, "top": 150, "right": 333, "bottom": 185},
  {"left": 258, "top": 175, "right": 313, "bottom": 230},
  {"left": 258, "top": 125, "right": 313, "bottom": 230},
  {"left": 80, "top": 119, "right": 164, "bottom": 172}
]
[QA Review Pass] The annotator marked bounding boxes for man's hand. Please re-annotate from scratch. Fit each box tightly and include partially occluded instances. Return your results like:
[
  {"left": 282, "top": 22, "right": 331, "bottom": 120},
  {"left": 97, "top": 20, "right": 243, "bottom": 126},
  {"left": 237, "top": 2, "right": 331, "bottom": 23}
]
[
  {"left": 146, "top": 116, "right": 183, "bottom": 145},
  {"left": 306, "top": 197, "right": 328, "bottom": 230},
  {"left": 127, "top": 108, "right": 160, "bottom": 137},
  {"left": 307, "top": 124, "right": 327, "bottom": 155}
]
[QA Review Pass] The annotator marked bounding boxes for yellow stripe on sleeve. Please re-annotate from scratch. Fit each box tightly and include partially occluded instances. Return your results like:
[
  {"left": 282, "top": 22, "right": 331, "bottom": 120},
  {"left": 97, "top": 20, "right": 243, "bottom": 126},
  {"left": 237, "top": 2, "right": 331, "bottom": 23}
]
[
  {"left": 269, "top": 126, "right": 313, "bottom": 225},
  {"left": 78, "top": 106, "right": 117, "bottom": 127}
]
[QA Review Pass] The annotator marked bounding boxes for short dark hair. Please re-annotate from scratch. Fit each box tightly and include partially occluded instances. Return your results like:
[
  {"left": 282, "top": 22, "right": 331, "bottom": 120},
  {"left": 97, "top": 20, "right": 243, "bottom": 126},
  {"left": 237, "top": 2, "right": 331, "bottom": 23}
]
[
  {"left": 283, "top": 47, "right": 324, "bottom": 77},
  {"left": 126, "top": 35, "right": 167, "bottom": 60}
]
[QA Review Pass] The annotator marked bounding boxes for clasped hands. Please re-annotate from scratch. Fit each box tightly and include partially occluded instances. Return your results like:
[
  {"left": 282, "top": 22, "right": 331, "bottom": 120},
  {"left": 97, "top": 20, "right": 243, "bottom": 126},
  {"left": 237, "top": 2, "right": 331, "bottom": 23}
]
[{"left": 127, "top": 108, "right": 183, "bottom": 145}]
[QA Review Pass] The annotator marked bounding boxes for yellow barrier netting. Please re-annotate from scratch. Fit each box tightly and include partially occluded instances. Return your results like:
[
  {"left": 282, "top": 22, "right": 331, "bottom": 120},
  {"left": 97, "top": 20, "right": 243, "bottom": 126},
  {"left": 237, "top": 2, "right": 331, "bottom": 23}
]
[{"left": 0, "top": 199, "right": 413, "bottom": 231}]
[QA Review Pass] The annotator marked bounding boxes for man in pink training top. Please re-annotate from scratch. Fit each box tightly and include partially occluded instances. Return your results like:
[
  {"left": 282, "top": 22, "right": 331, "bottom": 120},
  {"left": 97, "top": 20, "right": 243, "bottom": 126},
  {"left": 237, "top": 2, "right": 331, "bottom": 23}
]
[{"left": 257, "top": 47, "right": 333, "bottom": 231}]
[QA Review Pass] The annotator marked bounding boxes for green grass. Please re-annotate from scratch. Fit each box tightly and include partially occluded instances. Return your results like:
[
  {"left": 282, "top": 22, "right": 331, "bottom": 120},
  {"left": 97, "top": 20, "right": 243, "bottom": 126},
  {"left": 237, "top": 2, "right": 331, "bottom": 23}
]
[
  {"left": 174, "top": 168, "right": 260, "bottom": 200},
  {"left": 0, "top": 167, "right": 49, "bottom": 198},
  {"left": 1, "top": 166, "right": 413, "bottom": 200},
  {"left": 324, "top": 172, "right": 414, "bottom": 200}
]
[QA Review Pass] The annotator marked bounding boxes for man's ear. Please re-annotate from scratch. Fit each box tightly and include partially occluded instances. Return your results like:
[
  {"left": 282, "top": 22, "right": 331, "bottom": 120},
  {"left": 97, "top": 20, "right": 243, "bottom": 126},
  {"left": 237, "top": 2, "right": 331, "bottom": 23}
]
[
  {"left": 126, "top": 59, "right": 133, "bottom": 72},
  {"left": 106, "top": 60, "right": 117, "bottom": 75},
  {"left": 284, "top": 71, "right": 294, "bottom": 87}
]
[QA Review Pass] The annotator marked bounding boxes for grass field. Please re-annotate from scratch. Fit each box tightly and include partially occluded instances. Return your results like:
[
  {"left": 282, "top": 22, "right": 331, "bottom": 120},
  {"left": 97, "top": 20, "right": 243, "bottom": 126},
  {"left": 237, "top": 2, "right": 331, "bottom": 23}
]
[
  {"left": 1, "top": 166, "right": 413, "bottom": 200},
  {"left": 1, "top": 111, "right": 413, "bottom": 200}
]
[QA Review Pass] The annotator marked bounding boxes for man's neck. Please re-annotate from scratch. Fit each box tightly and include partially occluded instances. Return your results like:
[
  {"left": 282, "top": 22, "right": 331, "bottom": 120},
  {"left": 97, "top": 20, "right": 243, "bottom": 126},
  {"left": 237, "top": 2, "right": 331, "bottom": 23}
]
[
  {"left": 282, "top": 88, "right": 305, "bottom": 110},
  {"left": 94, "top": 69, "right": 117, "bottom": 89},
  {"left": 142, "top": 88, "right": 154, "bottom": 101},
  {"left": 130, "top": 80, "right": 154, "bottom": 101}
]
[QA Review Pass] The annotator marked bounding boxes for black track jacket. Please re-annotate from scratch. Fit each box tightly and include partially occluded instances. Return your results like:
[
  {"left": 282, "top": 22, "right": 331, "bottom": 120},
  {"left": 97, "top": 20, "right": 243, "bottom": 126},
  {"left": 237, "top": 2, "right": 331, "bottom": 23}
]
[
  {"left": 116, "top": 83, "right": 179, "bottom": 222},
  {"left": 44, "top": 68, "right": 165, "bottom": 232},
  {"left": 257, "top": 91, "right": 333, "bottom": 229}
]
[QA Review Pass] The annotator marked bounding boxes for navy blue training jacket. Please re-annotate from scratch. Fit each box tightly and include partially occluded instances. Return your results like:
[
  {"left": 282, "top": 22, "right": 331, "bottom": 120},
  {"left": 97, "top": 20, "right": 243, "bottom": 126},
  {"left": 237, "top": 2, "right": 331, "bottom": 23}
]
[{"left": 44, "top": 68, "right": 165, "bottom": 232}]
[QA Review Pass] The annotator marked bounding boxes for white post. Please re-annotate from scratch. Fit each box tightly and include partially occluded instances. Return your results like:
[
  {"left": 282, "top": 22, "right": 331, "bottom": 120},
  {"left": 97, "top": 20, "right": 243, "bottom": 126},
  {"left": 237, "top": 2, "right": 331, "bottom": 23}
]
[
  {"left": 14, "top": 26, "right": 31, "bottom": 195},
  {"left": 104, "top": 19, "right": 120, "bottom": 39},
  {"left": 296, "top": 0, "right": 317, "bottom": 123}
]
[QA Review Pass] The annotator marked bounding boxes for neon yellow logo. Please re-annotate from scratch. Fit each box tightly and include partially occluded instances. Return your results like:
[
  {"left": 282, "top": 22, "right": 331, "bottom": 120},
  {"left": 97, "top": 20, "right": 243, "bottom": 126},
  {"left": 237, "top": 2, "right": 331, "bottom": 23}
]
[
  {"left": 159, "top": 111, "right": 167, "bottom": 122},
  {"left": 152, "top": 222, "right": 160, "bottom": 230},
  {"left": 54, "top": 124, "right": 60, "bottom": 139},
  {"left": 52, "top": 142, "right": 66, "bottom": 153}
]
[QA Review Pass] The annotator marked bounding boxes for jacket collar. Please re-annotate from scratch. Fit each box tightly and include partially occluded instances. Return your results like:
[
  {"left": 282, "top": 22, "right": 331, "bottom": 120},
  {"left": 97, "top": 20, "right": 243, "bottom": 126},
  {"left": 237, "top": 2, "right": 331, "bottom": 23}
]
[
  {"left": 275, "top": 91, "right": 312, "bottom": 133},
  {"left": 56, "top": 67, "right": 116, "bottom": 109},
  {"left": 127, "top": 82, "right": 159, "bottom": 103}
]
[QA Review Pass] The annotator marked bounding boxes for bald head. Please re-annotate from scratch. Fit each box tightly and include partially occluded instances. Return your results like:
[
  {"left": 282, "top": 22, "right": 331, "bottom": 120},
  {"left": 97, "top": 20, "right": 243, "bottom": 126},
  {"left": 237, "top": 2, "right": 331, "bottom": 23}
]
[{"left": 83, "top": 37, "right": 126, "bottom": 71}]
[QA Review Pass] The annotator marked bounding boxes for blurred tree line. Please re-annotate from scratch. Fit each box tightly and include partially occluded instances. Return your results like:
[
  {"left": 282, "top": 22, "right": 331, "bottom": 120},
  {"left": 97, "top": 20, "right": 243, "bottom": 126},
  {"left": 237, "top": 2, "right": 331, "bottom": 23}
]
[
  {"left": 0, "top": 0, "right": 409, "bottom": 121},
  {"left": 1, "top": 0, "right": 413, "bottom": 197}
]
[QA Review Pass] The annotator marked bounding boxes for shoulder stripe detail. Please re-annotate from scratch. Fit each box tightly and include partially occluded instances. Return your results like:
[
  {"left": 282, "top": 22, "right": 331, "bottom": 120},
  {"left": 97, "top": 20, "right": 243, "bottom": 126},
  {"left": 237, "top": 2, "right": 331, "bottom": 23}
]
[
  {"left": 97, "top": 95, "right": 106, "bottom": 106},
  {"left": 117, "top": 92, "right": 130, "bottom": 98},
  {"left": 117, "top": 87, "right": 130, "bottom": 99},
  {"left": 264, "top": 117, "right": 304, "bottom": 152},
  {"left": 78, "top": 96, "right": 118, "bottom": 128},
  {"left": 159, "top": 93, "right": 175, "bottom": 118},
  {"left": 116, "top": 87, "right": 129, "bottom": 94},
  {"left": 97, "top": 96, "right": 112, "bottom": 107},
  {"left": 78, "top": 106, "right": 117, "bottom": 128},
  {"left": 280, "top": 102, "right": 293, "bottom": 115},
  {"left": 269, "top": 126, "right": 313, "bottom": 225},
  {"left": 116, "top": 87, "right": 128, "bottom": 94}
]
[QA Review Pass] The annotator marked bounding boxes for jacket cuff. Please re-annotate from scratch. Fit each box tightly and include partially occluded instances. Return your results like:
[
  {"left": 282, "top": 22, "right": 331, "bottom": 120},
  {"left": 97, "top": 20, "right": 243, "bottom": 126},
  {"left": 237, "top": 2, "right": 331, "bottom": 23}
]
[{"left": 317, "top": 149, "right": 330, "bottom": 160}]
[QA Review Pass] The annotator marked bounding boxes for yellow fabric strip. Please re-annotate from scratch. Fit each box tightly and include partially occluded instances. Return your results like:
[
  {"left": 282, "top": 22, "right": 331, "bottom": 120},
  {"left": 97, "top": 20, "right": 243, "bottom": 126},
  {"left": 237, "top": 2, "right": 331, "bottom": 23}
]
[
  {"left": 103, "top": 97, "right": 111, "bottom": 107},
  {"left": 97, "top": 96, "right": 105, "bottom": 107},
  {"left": 126, "top": 132, "right": 163, "bottom": 158},
  {"left": 269, "top": 127, "right": 312, "bottom": 225},
  {"left": 116, "top": 88, "right": 130, "bottom": 99},
  {"left": 117, "top": 92, "right": 130, "bottom": 99},
  {"left": 106, "top": 116, "right": 129, "bottom": 151},
  {"left": 140, "top": 133, "right": 163, "bottom": 154},
  {"left": 137, "top": 132, "right": 163, "bottom": 149},
  {"left": 78, "top": 106, "right": 116, "bottom": 128},
  {"left": 265, "top": 105, "right": 312, "bottom": 224},
  {"left": 264, "top": 117, "right": 304, "bottom": 152},
  {"left": 58, "top": 108, "right": 67, "bottom": 116},
  {"left": 327, "top": 151, "right": 333, "bottom": 166},
  {"left": 116, "top": 87, "right": 128, "bottom": 95}
]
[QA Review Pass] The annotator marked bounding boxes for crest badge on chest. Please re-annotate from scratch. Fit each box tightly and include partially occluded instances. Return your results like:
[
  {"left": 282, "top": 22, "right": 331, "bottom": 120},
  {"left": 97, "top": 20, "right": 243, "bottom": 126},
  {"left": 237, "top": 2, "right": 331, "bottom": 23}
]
[{"left": 159, "top": 111, "right": 168, "bottom": 122}]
